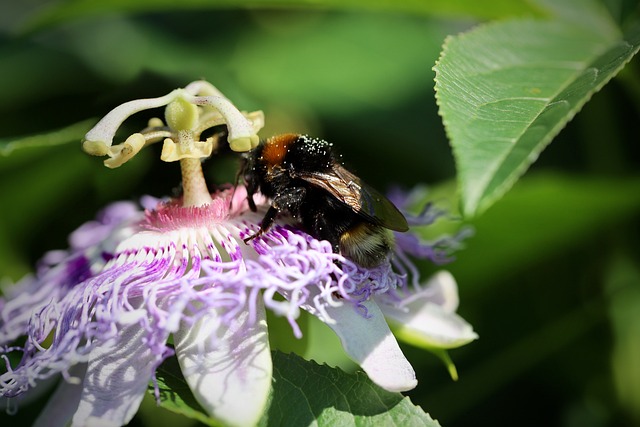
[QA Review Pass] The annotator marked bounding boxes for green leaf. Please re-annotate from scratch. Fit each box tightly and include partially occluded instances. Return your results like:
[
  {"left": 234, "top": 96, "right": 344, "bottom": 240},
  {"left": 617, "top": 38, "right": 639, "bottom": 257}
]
[
  {"left": 21, "top": 0, "right": 542, "bottom": 33},
  {"left": 266, "top": 352, "right": 439, "bottom": 427},
  {"left": 434, "top": 0, "right": 640, "bottom": 217},
  {"left": 0, "top": 119, "right": 95, "bottom": 156}
]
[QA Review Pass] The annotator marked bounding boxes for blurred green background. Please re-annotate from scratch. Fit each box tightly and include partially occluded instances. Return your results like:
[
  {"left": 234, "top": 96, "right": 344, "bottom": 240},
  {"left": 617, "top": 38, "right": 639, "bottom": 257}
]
[{"left": 1, "top": 1, "right": 640, "bottom": 426}]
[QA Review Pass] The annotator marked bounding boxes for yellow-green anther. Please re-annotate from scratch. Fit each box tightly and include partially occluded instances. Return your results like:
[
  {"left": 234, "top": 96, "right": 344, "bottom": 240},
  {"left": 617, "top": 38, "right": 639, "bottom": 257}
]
[
  {"left": 103, "top": 133, "right": 146, "bottom": 168},
  {"left": 161, "top": 137, "right": 214, "bottom": 162},
  {"left": 229, "top": 135, "right": 260, "bottom": 152},
  {"left": 245, "top": 111, "right": 265, "bottom": 136},
  {"left": 82, "top": 140, "right": 110, "bottom": 157},
  {"left": 147, "top": 117, "right": 165, "bottom": 128},
  {"left": 165, "top": 97, "right": 199, "bottom": 131}
]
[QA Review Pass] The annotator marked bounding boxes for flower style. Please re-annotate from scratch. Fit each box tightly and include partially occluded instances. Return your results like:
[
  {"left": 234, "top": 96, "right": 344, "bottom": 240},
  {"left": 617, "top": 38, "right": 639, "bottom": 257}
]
[{"left": 0, "top": 81, "right": 477, "bottom": 427}]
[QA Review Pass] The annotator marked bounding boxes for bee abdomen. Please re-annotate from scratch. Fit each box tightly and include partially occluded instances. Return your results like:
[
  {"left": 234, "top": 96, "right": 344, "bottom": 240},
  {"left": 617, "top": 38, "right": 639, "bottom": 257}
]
[{"left": 339, "top": 222, "right": 394, "bottom": 268}]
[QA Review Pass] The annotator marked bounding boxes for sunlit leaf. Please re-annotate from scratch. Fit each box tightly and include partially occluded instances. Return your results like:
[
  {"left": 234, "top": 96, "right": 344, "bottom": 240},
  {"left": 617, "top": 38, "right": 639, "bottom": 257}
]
[
  {"left": 434, "top": 0, "right": 640, "bottom": 216},
  {"left": 265, "top": 352, "right": 440, "bottom": 426}
]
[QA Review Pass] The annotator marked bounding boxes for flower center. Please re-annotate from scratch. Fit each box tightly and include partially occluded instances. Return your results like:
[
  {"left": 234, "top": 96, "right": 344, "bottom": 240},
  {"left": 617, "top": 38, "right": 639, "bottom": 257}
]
[
  {"left": 81, "top": 81, "right": 266, "bottom": 208},
  {"left": 143, "top": 188, "right": 254, "bottom": 231}
]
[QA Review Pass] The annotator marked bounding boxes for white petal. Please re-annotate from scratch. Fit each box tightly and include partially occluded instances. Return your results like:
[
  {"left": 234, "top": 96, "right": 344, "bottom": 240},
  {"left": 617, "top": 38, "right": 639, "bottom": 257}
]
[
  {"left": 33, "top": 364, "right": 86, "bottom": 427},
  {"left": 378, "top": 271, "right": 478, "bottom": 349},
  {"left": 71, "top": 323, "right": 166, "bottom": 427},
  {"left": 321, "top": 300, "right": 417, "bottom": 392},
  {"left": 424, "top": 270, "right": 460, "bottom": 312},
  {"left": 173, "top": 300, "right": 272, "bottom": 427},
  {"left": 381, "top": 302, "right": 478, "bottom": 349}
]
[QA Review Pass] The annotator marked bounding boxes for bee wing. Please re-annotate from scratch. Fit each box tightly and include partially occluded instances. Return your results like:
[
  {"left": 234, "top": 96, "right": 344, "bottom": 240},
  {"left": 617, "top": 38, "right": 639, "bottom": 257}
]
[{"left": 297, "top": 165, "right": 409, "bottom": 232}]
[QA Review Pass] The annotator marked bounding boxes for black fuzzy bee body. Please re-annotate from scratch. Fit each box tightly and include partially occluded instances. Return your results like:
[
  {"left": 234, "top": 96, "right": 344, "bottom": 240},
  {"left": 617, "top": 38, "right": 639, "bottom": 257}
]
[{"left": 241, "top": 134, "right": 408, "bottom": 268}]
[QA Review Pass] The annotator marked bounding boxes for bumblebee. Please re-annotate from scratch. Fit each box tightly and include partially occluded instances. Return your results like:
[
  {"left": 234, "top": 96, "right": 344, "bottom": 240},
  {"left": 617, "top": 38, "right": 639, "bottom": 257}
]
[{"left": 240, "top": 133, "right": 408, "bottom": 268}]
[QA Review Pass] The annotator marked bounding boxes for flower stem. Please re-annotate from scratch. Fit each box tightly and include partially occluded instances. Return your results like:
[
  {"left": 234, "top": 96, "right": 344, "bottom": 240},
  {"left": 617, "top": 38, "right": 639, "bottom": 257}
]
[{"left": 180, "top": 158, "right": 212, "bottom": 207}]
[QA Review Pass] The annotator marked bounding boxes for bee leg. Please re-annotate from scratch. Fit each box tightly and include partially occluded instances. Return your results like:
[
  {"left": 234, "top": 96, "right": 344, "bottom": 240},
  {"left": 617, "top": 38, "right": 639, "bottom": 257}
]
[
  {"left": 245, "top": 180, "right": 259, "bottom": 212},
  {"left": 243, "top": 187, "right": 306, "bottom": 244},
  {"left": 330, "top": 254, "right": 344, "bottom": 298},
  {"left": 243, "top": 205, "right": 279, "bottom": 243},
  {"left": 247, "top": 193, "right": 257, "bottom": 212}
]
